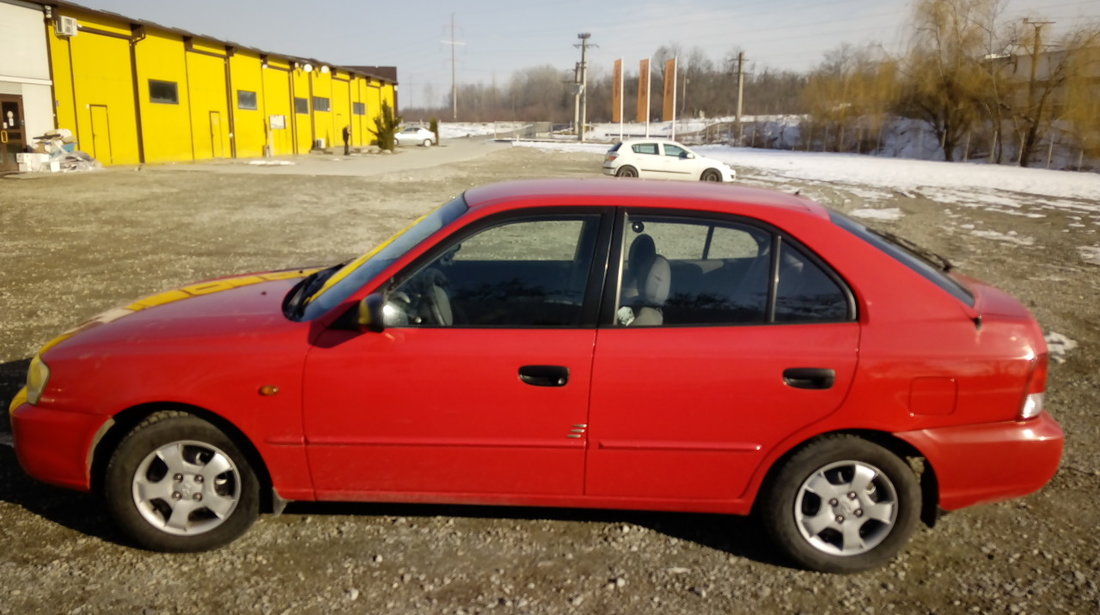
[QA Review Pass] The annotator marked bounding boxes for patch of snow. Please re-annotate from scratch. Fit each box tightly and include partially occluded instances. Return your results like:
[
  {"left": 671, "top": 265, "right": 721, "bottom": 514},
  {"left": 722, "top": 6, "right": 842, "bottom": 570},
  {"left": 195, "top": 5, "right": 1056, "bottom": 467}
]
[
  {"left": 969, "top": 229, "right": 1035, "bottom": 246},
  {"left": 1078, "top": 246, "right": 1100, "bottom": 266},
  {"left": 849, "top": 208, "right": 903, "bottom": 221},
  {"left": 0, "top": 433, "right": 11, "bottom": 448},
  {"left": 1045, "top": 332, "right": 1078, "bottom": 364},
  {"left": 248, "top": 160, "right": 295, "bottom": 166}
]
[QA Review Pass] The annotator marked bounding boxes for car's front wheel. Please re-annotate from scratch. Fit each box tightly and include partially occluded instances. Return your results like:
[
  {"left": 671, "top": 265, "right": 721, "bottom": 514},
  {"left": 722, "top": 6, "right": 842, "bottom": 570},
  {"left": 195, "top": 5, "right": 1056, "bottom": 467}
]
[
  {"left": 758, "top": 435, "right": 921, "bottom": 573},
  {"left": 616, "top": 165, "right": 638, "bottom": 178},
  {"left": 701, "top": 169, "right": 722, "bottom": 182},
  {"left": 104, "top": 411, "right": 260, "bottom": 552},
  {"left": 422, "top": 139, "right": 433, "bottom": 147}
]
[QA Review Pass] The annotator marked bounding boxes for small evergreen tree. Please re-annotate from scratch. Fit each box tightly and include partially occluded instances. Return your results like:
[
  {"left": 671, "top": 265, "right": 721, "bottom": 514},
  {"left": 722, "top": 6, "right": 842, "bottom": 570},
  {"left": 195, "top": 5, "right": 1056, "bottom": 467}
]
[{"left": 369, "top": 102, "right": 402, "bottom": 151}]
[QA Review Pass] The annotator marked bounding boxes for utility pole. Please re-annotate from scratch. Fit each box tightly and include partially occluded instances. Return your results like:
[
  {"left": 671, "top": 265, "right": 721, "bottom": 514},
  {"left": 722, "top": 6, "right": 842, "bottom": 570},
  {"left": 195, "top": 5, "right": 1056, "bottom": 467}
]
[
  {"left": 735, "top": 51, "right": 746, "bottom": 144},
  {"left": 443, "top": 14, "right": 465, "bottom": 121},
  {"left": 575, "top": 33, "right": 594, "bottom": 142}
]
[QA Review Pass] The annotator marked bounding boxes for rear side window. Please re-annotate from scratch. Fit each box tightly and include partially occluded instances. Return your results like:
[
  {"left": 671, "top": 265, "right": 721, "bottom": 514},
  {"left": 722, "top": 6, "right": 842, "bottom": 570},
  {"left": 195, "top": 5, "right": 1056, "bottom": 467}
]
[
  {"left": 775, "top": 243, "right": 851, "bottom": 322},
  {"left": 632, "top": 143, "right": 659, "bottom": 155},
  {"left": 830, "top": 211, "right": 974, "bottom": 306},
  {"left": 616, "top": 214, "right": 854, "bottom": 326}
]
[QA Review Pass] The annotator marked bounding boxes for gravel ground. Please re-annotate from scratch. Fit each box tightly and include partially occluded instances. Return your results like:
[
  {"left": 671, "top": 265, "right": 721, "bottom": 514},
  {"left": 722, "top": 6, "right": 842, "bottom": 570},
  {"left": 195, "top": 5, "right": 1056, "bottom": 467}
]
[{"left": 1, "top": 141, "right": 1098, "bottom": 614}]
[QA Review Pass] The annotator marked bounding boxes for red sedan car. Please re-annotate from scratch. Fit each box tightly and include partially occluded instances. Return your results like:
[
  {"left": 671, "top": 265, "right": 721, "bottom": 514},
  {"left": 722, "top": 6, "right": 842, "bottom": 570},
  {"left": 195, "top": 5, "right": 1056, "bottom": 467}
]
[{"left": 9, "top": 179, "right": 1062, "bottom": 573}]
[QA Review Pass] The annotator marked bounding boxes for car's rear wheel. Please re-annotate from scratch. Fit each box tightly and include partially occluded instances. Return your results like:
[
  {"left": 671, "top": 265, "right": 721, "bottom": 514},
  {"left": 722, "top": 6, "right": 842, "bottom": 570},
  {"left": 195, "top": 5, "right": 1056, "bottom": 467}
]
[
  {"left": 616, "top": 165, "right": 638, "bottom": 178},
  {"left": 104, "top": 411, "right": 259, "bottom": 552},
  {"left": 701, "top": 169, "right": 722, "bottom": 182},
  {"left": 758, "top": 435, "right": 920, "bottom": 573}
]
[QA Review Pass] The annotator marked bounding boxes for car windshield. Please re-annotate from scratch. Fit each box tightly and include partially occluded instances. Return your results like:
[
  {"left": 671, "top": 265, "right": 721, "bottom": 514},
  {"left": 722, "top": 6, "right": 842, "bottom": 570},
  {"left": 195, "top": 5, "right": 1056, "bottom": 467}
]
[{"left": 295, "top": 195, "right": 468, "bottom": 320}]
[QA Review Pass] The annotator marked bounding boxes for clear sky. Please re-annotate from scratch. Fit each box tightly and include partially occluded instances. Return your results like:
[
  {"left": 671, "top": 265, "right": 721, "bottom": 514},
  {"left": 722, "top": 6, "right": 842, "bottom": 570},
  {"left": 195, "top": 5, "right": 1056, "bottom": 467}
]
[{"left": 70, "top": 0, "right": 1097, "bottom": 107}]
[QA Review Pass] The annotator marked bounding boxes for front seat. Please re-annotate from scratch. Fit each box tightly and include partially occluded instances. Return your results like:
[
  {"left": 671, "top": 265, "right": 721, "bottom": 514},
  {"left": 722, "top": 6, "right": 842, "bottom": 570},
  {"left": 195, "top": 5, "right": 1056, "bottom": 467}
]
[{"left": 631, "top": 254, "right": 671, "bottom": 326}]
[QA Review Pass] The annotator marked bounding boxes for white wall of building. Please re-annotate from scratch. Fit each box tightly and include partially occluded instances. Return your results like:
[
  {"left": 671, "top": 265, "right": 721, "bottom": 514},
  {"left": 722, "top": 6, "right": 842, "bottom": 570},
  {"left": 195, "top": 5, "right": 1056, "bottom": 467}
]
[{"left": 0, "top": 0, "right": 54, "bottom": 139}]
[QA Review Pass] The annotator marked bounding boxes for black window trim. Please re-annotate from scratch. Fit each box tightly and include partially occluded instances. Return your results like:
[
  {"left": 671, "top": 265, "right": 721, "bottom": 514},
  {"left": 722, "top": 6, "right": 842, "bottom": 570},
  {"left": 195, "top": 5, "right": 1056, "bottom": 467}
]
[
  {"left": 605, "top": 208, "right": 858, "bottom": 328},
  {"left": 372, "top": 206, "right": 616, "bottom": 330}
]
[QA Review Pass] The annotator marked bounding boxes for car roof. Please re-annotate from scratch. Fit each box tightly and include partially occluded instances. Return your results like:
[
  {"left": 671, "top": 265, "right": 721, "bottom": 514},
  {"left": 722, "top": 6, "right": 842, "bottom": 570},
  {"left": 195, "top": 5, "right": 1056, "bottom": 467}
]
[
  {"left": 462, "top": 178, "right": 829, "bottom": 220},
  {"left": 619, "top": 138, "right": 682, "bottom": 146}
]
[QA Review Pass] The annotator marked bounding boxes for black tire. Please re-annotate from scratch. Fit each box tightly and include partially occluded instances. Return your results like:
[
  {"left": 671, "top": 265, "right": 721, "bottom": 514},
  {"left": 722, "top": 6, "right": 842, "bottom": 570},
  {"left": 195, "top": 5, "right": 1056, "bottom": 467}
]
[
  {"left": 757, "top": 435, "right": 921, "bottom": 573},
  {"left": 616, "top": 165, "right": 638, "bottom": 178},
  {"left": 422, "top": 139, "right": 433, "bottom": 147},
  {"left": 701, "top": 169, "right": 722, "bottom": 182},
  {"left": 104, "top": 411, "right": 260, "bottom": 552}
]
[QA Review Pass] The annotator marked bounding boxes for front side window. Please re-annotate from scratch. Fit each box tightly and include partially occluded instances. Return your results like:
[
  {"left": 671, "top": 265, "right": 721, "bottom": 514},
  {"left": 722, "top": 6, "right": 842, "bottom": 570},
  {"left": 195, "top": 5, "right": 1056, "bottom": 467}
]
[
  {"left": 664, "top": 144, "right": 687, "bottom": 158},
  {"left": 386, "top": 215, "right": 600, "bottom": 328},
  {"left": 617, "top": 214, "right": 853, "bottom": 327}
]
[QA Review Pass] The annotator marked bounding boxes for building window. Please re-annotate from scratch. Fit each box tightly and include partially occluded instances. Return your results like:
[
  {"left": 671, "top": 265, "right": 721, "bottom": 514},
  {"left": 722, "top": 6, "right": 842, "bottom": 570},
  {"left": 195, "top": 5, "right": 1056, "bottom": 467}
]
[
  {"left": 238, "top": 90, "right": 258, "bottom": 110},
  {"left": 353, "top": 102, "right": 366, "bottom": 116},
  {"left": 313, "top": 97, "right": 330, "bottom": 112},
  {"left": 149, "top": 80, "right": 179, "bottom": 104},
  {"left": 294, "top": 97, "right": 309, "bottom": 114}
]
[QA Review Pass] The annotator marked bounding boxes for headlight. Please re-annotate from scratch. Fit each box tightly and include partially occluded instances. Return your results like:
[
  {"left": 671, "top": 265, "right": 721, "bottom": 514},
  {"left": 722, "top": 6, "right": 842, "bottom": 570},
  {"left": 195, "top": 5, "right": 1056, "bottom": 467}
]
[{"left": 26, "top": 355, "right": 50, "bottom": 405}]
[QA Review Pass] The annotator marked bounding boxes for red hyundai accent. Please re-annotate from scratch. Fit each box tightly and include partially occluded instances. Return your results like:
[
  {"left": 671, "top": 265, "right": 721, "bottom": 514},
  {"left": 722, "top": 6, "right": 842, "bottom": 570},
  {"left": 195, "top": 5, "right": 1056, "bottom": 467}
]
[{"left": 9, "top": 179, "right": 1062, "bottom": 572}]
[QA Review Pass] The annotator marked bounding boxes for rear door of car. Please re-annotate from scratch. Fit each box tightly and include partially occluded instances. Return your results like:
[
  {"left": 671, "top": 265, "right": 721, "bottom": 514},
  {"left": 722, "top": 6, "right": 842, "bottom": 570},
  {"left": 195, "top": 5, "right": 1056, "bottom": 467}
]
[
  {"left": 629, "top": 142, "right": 664, "bottom": 177},
  {"left": 585, "top": 210, "right": 860, "bottom": 502}
]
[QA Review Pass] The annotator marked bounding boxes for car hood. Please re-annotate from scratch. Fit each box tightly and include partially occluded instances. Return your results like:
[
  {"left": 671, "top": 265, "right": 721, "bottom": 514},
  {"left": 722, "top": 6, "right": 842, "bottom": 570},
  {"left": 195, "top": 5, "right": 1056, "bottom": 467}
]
[{"left": 39, "top": 269, "right": 315, "bottom": 357}]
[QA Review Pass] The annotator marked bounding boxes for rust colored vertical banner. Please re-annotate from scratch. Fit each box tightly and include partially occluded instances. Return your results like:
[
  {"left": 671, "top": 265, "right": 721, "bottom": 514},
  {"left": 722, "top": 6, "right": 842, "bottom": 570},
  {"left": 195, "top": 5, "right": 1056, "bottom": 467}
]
[
  {"left": 662, "top": 58, "right": 677, "bottom": 122},
  {"left": 611, "top": 59, "right": 623, "bottom": 124},
  {"left": 636, "top": 59, "right": 650, "bottom": 123}
]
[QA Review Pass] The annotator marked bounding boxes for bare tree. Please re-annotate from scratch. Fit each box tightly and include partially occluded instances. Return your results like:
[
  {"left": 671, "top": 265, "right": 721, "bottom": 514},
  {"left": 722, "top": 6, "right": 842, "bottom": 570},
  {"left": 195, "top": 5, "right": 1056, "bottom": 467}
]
[
  {"left": 1063, "top": 41, "right": 1100, "bottom": 167},
  {"left": 901, "top": 0, "right": 998, "bottom": 161},
  {"left": 1002, "top": 22, "right": 1100, "bottom": 166},
  {"left": 803, "top": 44, "right": 898, "bottom": 152}
]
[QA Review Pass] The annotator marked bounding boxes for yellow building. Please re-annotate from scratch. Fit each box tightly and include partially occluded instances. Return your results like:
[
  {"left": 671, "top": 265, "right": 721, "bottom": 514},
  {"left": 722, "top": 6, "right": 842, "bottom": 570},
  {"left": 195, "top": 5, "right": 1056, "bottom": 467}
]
[{"left": 24, "top": 0, "right": 397, "bottom": 166}]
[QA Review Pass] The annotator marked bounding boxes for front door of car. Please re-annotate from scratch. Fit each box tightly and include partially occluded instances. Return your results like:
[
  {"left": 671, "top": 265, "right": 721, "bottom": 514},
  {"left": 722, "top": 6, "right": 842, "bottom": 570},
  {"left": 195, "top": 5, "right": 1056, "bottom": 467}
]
[
  {"left": 586, "top": 213, "right": 860, "bottom": 502},
  {"left": 659, "top": 143, "right": 694, "bottom": 178},
  {"left": 303, "top": 211, "right": 608, "bottom": 498}
]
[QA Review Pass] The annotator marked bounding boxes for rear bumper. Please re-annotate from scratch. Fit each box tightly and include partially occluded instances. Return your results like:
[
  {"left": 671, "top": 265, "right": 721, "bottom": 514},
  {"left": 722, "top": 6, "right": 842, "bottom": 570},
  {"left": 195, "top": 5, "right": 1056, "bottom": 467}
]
[
  {"left": 10, "top": 402, "right": 104, "bottom": 491},
  {"left": 897, "top": 412, "right": 1063, "bottom": 511}
]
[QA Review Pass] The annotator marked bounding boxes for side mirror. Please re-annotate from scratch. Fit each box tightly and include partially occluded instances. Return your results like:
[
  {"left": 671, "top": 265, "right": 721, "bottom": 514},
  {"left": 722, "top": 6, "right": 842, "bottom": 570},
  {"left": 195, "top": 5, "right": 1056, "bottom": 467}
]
[
  {"left": 357, "top": 293, "right": 386, "bottom": 333},
  {"left": 683, "top": 152, "right": 695, "bottom": 159}
]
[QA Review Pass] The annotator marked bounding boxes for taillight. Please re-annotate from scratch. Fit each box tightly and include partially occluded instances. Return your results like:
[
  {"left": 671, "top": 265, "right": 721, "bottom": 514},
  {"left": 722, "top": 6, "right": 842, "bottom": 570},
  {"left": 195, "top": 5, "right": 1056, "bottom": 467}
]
[
  {"left": 1019, "top": 352, "right": 1048, "bottom": 420},
  {"left": 605, "top": 153, "right": 618, "bottom": 162}
]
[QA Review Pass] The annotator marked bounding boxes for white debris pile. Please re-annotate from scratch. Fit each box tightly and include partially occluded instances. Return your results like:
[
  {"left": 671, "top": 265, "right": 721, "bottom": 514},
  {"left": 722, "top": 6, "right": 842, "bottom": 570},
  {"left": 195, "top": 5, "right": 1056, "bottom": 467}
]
[{"left": 16, "top": 128, "right": 101, "bottom": 173}]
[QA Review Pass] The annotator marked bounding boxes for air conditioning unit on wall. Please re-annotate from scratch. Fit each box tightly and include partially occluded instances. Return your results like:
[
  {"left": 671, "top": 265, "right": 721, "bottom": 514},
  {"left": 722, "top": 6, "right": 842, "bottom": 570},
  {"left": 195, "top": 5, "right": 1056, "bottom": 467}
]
[{"left": 57, "top": 16, "right": 78, "bottom": 37}]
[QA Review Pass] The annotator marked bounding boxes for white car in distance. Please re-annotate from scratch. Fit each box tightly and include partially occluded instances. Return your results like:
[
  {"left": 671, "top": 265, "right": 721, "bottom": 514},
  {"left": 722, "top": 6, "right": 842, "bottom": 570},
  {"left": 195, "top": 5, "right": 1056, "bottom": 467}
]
[
  {"left": 395, "top": 126, "right": 436, "bottom": 147},
  {"left": 603, "top": 139, "right": 736, "bottom": 182}
]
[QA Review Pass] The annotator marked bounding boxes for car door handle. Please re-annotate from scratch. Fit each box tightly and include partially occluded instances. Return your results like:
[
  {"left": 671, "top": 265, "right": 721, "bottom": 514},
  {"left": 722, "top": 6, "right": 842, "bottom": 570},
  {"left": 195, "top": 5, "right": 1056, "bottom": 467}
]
[
  {"left": 519, "top": 365, "right": 569, "bottom": 387},
  {"left": 783, "top": 368, "right": 836, "bottom": 390}
]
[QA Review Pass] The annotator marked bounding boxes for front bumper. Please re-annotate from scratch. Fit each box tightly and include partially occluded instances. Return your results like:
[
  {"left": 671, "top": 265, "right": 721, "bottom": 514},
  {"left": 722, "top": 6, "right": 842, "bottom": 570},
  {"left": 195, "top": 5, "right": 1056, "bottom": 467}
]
[
  {"left": 10, "top": 400, "right": 106, "bottom": 491},
  {"left": 897, "top": 411, "right": 1064, "bottom": 511}
]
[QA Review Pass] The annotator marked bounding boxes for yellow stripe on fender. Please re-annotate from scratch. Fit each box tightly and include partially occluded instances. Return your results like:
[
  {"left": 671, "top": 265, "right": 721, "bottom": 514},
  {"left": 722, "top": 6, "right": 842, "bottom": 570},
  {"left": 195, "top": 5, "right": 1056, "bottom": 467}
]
[{"left": 125, "top": 269, "right": 318, "bottom": 312}]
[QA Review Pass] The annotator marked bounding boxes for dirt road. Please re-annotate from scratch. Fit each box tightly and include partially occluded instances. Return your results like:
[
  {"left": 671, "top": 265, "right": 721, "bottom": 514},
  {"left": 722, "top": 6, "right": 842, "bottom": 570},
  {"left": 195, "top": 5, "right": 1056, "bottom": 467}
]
[{"left": 1, "top": 141, "right": 1097, "bottom": 614}]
